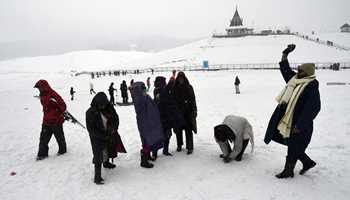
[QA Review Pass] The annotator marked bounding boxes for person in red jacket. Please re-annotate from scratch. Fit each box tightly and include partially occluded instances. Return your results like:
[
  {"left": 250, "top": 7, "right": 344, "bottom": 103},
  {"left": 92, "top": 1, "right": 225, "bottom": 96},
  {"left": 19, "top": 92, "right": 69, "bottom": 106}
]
[{"left": 34, "top": 80, "right": 67, "bottom": 161}]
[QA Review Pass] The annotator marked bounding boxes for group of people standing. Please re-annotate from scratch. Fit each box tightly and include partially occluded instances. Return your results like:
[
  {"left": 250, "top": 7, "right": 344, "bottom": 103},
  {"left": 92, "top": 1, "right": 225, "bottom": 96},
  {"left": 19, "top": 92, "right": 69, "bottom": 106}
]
[{"left": 33, "top": 44, "right": 321, "bottom": 185}]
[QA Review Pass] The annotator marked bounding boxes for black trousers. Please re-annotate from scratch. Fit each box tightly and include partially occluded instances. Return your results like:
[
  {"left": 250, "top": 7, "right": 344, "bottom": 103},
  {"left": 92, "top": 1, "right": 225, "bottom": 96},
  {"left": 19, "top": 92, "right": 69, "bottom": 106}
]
[
  {"left": 37, "top": 124, "right": 67, "bottom": 157},
  {"left": 287, "top": 133, "right": 312, "bottom": 163},
  {"left": 122, "top": 96, "right": 128, "bottom": 104},
  {"left": 175, "top": 128, "right": 193, "bottom": 150},
  {"left": 236, "top": 139, "right": 249, "bottom": 159},
  {"left": 110, "top": 94, "right": 115, "bottom": 105}
]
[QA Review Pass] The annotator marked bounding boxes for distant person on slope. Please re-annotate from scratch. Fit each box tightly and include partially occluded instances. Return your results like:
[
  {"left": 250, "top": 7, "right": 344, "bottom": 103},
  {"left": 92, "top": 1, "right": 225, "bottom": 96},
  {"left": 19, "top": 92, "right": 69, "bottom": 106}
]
[
  {"left": 108, "top": 82, "right": 117, "bottom": 106},
  {"left": 70, "top": 87, "right": 76, "bottom": 101},
  {"left": 131, "top": 82, "right": 164, "bottom": 168},
  {"left": 264, "top": 44, "right": 321, "bottom": 179},
  {"left": 34, "top": 80, "right": 67, "bottom": 161},
  {"left": 214, "top": 115, "right": 254, "bottom": 163},
  {"left": 234, "top": 76, "right": 241, "bottom": 94},
  {"left": 120, "top": 80, "right": 129, "bottom": 104},
  {"left": 169, "top": 70, "right": 177, "bottom": 82},
  {"left": 146, "top": 77, "right": 151, "bottom": 92},
  {"left": 86, "top": 92, "right": 127, "bottom": 185},
  {"left": 173, "top": 72, "right": 197, "bottom": 155},
  {"left": 90, "top": 82, "right": 96, "bottom": 95}
]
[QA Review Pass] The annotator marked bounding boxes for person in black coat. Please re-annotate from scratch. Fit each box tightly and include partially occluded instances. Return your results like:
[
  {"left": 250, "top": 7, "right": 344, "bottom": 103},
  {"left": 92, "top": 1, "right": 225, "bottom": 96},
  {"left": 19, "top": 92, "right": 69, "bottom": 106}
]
[
  {"left": 264, "top": 44, "right": 321, "bottom": 178},
  {"left": 108, "top": 82, "right": 117, "bottom": 105},
  {"left": 70, "top": 87, "right": 76, "bottom": 101},
  {"left": 152, "top": 76, "right": 185, "bottom": 159},
  {"left": 173, "top": 72, "right": 197, "bottom": 155},
  {"left": 120, "top": 80, "right": 129, "bottom": 104},
  {"left": 86, "top": 92, "right": 126, "bottom": 184},
  {"left": 234, "top": 76, "right": 240, "bottom": 94}
]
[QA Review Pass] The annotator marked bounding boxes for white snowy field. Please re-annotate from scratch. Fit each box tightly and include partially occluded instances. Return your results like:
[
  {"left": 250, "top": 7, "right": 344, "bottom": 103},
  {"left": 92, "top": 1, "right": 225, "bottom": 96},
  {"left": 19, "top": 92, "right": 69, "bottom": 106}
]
[{"left": 0, "top": 69, "right": 350, "bottom": 200}]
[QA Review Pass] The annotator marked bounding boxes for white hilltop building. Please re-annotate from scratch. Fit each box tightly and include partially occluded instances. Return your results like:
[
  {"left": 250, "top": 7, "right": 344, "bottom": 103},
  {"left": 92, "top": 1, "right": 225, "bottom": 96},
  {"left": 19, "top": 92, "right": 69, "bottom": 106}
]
[
  {"left": 213, "top": 6, "right": 254, "bottom": 38},
  {"left": 225, "top": 7, "right": 254, "bottom": 37}
]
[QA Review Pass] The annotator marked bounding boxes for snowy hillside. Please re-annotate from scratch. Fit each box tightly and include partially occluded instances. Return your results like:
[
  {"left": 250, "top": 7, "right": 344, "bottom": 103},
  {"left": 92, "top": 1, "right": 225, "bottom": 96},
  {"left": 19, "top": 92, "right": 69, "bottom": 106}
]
[
  {"left": 0, "top": 69, "right": 350, "bottom": 200},
  {"left": 0, "top": 34, "right": 349, "bottom": 73},
  {"left": 0, "top": 50, "right": 152, "bottom": 74},
  {"left": 131, "top": 34, "right": 350, "bottom": 69},
  {"left": 315, "top": 32, "right": 350, "bottom": 48}
]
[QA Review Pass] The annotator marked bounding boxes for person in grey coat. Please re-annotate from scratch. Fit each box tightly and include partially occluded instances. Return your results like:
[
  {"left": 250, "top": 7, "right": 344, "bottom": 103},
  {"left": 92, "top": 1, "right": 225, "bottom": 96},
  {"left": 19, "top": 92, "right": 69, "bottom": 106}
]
[
  {"left": 214, "top": 115, "right": 254, "bottom": 163},
  {"left": 131, "top": 82, "right": 164, "bottom": 168}
]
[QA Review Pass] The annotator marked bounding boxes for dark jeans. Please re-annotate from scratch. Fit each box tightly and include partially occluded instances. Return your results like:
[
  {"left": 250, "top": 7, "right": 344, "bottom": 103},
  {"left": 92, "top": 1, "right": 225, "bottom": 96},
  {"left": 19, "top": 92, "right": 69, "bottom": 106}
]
[
  {"left": 287, "top": 132, "right": 312, "bottom": 163},
  {"left": 37, "top": 124, "right": 67, "bottom": 157},
  {"left": 110, "top": 94, "right": 115, "bottom": 105},
  {"left": 236, "top": 139, "right": 249, "bottom": 160},
  {"left": 122, "top": 97, "right": 128, "bottom": 104},
  {"left": 175, "top": 128, "right": 193, "bottom": 150}
]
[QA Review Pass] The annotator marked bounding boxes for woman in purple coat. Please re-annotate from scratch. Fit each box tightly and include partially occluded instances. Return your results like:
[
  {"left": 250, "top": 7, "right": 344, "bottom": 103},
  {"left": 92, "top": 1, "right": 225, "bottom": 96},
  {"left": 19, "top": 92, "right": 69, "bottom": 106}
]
[{"left": 131, "top": 82, "right": 164, "bottom": 168}]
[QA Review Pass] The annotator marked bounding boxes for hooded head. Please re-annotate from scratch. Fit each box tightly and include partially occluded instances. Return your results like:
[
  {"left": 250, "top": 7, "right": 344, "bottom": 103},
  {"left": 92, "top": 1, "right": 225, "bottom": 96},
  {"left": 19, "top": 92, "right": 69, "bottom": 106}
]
[
  {"left": 214, "top": 124, "right": 235, "bottom": 142},
  {"left": 154, "top": 76, "right": 166, "bottom": 88},
  {"left": 131, "top": 82, "right": 147, "bottom": 98},
  {"left": 297, "top": 63, "right": 315, "bottom": 78},
  {"left": 91, "top": 92, "right": 110, "bottom": 111},
  {"left": 34, "top": 79, "right": 53, "bottom": 95},
  {"left": 175, "top": 71, "right": 190, "bottom": 86}
]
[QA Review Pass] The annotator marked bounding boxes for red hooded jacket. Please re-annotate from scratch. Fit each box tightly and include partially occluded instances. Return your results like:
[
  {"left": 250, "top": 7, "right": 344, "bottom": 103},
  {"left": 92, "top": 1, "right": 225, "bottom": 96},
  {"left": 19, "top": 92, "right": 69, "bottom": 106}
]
[{"left": 34, "top": 80, "right": 66, "bottom": 125}]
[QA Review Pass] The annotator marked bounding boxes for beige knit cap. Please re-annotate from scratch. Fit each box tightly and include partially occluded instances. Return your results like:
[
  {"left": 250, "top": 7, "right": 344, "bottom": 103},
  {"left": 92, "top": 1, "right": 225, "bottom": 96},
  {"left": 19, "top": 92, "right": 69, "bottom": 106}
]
[{"left": 299, "top": 63, "right": 315, "bottom": 76}]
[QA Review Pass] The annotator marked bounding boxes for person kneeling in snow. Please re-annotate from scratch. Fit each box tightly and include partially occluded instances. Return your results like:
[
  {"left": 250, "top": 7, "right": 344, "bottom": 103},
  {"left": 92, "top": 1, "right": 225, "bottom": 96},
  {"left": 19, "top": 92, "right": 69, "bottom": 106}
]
[
  {"left": 131, "top": 82, "right": 164, "bottom": 168},
  {"left": 86, "top": 92, "right": 127, "bottom": 184},
  {"left": 214, "top": 115, "right": 254, "bottom": 163}
]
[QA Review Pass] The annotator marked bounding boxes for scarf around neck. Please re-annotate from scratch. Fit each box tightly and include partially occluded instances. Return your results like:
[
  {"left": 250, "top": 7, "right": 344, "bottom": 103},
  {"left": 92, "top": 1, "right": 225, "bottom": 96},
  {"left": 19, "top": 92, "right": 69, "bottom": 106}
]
[{"left": 275, "top": 74, "right": 316, "bottom": 138}]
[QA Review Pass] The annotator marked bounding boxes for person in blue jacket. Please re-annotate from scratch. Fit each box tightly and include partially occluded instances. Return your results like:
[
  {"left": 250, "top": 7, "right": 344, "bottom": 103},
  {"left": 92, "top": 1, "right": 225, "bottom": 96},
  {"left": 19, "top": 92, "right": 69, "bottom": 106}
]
[
  {"left": 265, "top": 44, "right": 321, "bottom": 178},
  {"left": 131, "top": 82, "right": 164, "bottom": 168}
]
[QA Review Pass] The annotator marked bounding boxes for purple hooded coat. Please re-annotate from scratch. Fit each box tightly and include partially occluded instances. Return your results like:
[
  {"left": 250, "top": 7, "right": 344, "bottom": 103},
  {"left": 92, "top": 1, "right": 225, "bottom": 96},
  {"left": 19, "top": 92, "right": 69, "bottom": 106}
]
[{"left": 131, "top": 82, "right": 164, "bottom": 151}]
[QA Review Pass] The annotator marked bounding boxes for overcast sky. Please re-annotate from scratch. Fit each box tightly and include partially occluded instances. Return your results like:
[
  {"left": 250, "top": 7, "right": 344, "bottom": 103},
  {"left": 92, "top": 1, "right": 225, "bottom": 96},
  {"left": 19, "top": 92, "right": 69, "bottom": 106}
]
[{"left": 1, "top": 0, "right": 349, "bottom": 43}]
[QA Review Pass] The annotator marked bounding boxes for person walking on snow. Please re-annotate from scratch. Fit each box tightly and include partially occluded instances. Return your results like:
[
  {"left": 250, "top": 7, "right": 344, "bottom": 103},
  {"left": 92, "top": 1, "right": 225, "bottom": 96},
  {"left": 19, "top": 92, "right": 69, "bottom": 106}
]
[
  {"left": 108, "top": 82, "right": 117, "bottom": 106},
  {"left": 146, "top": 77, "right": 151, "bottom": 92},
  {"left": 70, "top": 87, "right": 76, "bottom": 101},
  {"left": 173, "top": 72, "right": 197, "bottom": 155},
  {"left": 214, "top": 115, "right": 254, "bottom": 163},
  {"left": 264, "top": 44, "right": 321, "bottom": 179},
  {"left": 131, "top": 82, "right": 164, "bottom": 168},
  {"left": 90, "top": 82, "right": 96, "bottom": 95},
  {"left": 34, "top": 80, "right": 67, "bottom": 161},
  {"left": 234, "top": 76, "right": 241, "bottom": 94},
  {"left": 86, "top": 92, "right": 127, "bottom": 185}
]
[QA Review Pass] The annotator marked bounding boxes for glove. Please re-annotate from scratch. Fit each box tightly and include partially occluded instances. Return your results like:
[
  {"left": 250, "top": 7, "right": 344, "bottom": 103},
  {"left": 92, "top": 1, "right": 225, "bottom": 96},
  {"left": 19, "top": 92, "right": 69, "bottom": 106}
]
[{"left": 282, "top": 44, "right": 296, "bottom": 55}]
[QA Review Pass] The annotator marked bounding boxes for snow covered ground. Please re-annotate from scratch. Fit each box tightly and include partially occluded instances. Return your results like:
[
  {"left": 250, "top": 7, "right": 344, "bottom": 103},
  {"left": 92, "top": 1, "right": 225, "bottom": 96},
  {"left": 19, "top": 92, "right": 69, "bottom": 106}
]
[{"left": 1, "top": 68, "right": 350, "bottom": 200}]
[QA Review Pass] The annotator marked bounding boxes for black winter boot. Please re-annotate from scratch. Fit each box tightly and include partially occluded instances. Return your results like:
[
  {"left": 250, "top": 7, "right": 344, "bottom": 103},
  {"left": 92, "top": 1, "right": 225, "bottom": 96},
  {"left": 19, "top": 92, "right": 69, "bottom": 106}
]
[
  {"left": 275, "top": 157, "right": 297, "bottom": 179},
  {"left": 299, "top": 154, "right": 316, "bottom": 175},
  {"left": 103, "top": 160, "right": 116, "bottom": 169},
  {"left": 140, "top": 150, "right": 154, "bottom": 168},
  {"left": 94, "top": 164, "right": 104, "bottom": 185},
  {"left": 151, "top": 151, "right": 158, "bottom": 161}
]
